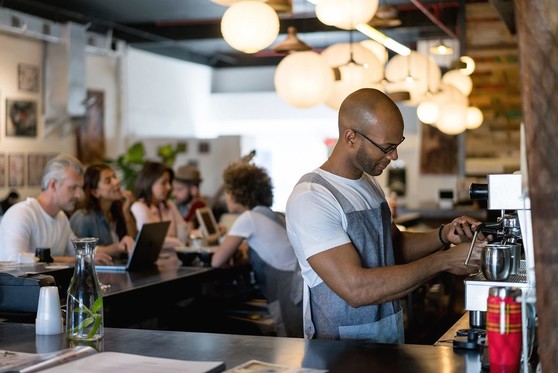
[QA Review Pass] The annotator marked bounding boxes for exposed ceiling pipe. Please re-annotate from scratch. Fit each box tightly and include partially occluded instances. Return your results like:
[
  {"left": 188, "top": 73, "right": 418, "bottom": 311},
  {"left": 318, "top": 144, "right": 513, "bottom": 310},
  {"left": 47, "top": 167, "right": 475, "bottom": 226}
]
[{"left": 408, "top": 0, "right": 458, "bottom": 40}]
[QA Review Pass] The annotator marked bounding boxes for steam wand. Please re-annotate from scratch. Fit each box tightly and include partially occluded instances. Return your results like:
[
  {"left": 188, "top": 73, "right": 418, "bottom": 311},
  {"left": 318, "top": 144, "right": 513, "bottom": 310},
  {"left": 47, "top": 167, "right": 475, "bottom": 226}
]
[{"left": 464, "top": 222, "right": 501, "bottom": 266}]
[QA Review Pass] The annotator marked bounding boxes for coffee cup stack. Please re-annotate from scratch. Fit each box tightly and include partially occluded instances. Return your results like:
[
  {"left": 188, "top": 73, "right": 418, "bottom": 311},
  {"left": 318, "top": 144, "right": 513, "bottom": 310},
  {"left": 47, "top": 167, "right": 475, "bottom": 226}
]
[{"left": 35, "top": 286, "right": 64, "bottom": 335}]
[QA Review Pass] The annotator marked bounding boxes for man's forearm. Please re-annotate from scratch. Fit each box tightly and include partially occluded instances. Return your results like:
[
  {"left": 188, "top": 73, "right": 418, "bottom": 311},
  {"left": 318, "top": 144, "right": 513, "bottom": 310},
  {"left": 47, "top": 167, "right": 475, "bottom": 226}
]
[{"left": 396, "top": 229, "right": 445, "bottom": 263}]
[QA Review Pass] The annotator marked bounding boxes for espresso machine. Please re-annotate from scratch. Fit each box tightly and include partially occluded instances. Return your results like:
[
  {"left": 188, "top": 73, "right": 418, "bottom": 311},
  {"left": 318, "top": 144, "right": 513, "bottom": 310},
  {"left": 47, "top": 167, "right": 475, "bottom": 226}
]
[
  {"left": 461, "top": 173, "right": 537, "bottom": 371},
  {"left": 465, "top": 173, "right": 535, "bottom": 321}
]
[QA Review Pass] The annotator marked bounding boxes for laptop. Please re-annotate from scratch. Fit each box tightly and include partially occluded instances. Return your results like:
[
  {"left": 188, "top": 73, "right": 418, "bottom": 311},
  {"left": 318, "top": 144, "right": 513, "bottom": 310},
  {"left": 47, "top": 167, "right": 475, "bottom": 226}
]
[
  {"left": 195, "top": 207, "right": 221, "bottom": 244},
  {"left": 96, "top": 221, "right": 170, "bottom": 272}
]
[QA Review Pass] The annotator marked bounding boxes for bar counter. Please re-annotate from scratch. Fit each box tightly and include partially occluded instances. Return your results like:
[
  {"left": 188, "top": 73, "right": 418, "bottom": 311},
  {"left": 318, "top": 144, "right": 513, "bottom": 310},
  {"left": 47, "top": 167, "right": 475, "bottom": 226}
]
[{"left": 1, "top": 322, "right": 483, "bottom": 372}]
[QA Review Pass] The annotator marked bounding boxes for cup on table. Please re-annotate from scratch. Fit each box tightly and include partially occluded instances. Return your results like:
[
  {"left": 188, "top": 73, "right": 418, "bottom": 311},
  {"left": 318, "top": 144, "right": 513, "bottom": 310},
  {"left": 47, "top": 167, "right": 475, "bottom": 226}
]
[
  {"left": 36, "top": 286, "right": 64, "bottom": 335},
  {"left": 35, "top": 247, "right": 54, "bottom": 263}
]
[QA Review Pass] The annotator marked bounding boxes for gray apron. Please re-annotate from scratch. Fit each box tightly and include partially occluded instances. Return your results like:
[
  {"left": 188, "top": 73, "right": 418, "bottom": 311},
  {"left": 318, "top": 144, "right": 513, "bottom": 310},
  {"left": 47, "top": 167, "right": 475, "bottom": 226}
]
[
  {"left": 249, "top": 206, "right": 303, "bottom": 338},
  {"left": 298, "top": 173, "right": 404, "bottom": 343}
]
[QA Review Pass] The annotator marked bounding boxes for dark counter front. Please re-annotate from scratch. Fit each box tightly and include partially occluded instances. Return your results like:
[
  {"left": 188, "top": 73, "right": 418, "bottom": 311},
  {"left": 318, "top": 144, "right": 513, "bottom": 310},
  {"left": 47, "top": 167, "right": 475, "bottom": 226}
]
[
  {"left": 1, "top": 322, "right": 484, "bottom": 372},
  {"left": 97, "top": 263, "right": 215, "bottom": 328}
]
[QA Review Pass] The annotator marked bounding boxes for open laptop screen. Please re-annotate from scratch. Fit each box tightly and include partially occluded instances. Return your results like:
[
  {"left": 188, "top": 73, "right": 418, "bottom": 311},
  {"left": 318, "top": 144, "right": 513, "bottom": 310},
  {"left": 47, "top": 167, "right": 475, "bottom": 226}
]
[{"left": 96, "top": 221, "right": 170, "bottom": 272}]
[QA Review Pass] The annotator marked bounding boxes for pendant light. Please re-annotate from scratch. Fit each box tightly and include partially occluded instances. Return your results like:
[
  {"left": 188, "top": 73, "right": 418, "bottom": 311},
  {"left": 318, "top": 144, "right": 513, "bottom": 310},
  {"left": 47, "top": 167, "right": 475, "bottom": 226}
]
[
  {"left": 429, "top": 39, "right": 453, "bottom": 55},
  {"left": 321, "top": 31, "right": 384, "bottom": 110},
  {"left": 272, "top": 26, "right": 311, "bottom": 54},
  {"left": 316, "top": 0, "right": 379, "bottom": 30},
  {"left": 274, "top": 51, "right": 335, "bottom": 108},
  {"left": 221, "top": 1, "right": 280, "bottom": 54}
]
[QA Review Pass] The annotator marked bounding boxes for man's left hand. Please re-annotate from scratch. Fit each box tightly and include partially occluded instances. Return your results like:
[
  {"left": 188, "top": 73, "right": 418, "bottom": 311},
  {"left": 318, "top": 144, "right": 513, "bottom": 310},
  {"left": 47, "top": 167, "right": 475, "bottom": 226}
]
[{"left": 445, "top": 216, "right": 483, "bottom": 245}]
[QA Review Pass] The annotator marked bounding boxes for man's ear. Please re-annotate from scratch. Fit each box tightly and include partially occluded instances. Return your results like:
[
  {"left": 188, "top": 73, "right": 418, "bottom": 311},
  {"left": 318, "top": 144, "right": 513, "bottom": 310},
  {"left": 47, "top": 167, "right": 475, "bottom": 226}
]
[
  {"left": 343, "top": 129, "right": 357, "bottom": 147},
  {"left": 47, "top": 178, "right": 58, "bottom": 191}
]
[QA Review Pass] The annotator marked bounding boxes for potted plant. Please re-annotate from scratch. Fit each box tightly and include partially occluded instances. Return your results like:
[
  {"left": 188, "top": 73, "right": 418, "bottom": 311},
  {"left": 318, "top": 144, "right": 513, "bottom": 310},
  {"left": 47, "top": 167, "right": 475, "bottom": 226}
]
[{"left": 109, "top": 142, "right": 187, "bottom": 191}]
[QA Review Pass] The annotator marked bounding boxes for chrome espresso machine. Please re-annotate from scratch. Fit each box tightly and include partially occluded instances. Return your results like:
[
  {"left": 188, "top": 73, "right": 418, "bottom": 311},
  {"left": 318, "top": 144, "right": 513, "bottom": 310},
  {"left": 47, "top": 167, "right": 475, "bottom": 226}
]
[{"left": 460, "top": 173, "right": 537, "bottom": 371}]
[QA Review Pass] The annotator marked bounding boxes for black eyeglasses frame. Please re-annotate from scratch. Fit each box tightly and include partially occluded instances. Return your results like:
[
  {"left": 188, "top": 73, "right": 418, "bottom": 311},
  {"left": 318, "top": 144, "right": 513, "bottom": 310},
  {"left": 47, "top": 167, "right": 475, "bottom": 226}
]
[{"left": 352, "top": 129, "right": 405, "bottom": 155}]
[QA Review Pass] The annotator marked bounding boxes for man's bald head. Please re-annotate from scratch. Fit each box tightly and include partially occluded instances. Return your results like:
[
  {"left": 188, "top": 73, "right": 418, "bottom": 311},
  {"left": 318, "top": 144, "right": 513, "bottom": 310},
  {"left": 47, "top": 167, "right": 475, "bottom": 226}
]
[{"left": 338, "top": 88, "right": 403, "bottom": 134}]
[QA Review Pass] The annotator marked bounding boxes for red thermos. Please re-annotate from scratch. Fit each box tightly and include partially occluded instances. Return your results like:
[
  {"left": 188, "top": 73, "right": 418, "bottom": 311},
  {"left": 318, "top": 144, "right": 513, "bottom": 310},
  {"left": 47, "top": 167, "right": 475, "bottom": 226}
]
[{"left": 486, "top": 287, "right": 522, "bottom": 373}]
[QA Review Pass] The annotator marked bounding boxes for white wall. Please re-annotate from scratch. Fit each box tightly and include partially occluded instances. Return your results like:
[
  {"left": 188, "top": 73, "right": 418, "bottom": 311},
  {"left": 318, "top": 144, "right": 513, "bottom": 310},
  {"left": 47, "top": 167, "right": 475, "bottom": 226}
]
[
  {"left": 207, "top": 91, "right": 339, "bottom": 211},
  {"left": 125, "top": 48, "right": 212, "bottom": 140},
  {"left": 0, "top": 31, "right": 122, "bottom": 200},
  {"left": 0, "top": 33, "right": 75, "bottom": 199}
]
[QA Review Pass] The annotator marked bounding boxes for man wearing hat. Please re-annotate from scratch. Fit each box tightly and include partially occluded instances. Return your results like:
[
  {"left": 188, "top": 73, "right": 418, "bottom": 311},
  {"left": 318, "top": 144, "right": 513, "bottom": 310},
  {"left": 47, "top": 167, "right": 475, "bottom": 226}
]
[{"left": 172, "top": 164, "right": 206, "bottom": 229}]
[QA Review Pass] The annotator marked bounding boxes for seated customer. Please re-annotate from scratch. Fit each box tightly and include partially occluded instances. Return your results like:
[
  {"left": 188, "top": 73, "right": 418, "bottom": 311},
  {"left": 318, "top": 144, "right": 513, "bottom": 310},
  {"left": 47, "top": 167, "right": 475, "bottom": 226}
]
[
  {"left": 211, "top": 162, "right": 303, "bottom": 338},
  {"left": 131, "top": 161, "right": 188, "bottom": 249},
  {"left": 0, "top": 190, "right": 20, "bottom": 216},
  {"left": 70, "top": 163, "right": 136, "bottom": 260},
  {"left": 172, "top": 164, "right": 206, "bottom": 231},
  {"left": 0, "top": 154, "right": 111, "bottom": 264}
]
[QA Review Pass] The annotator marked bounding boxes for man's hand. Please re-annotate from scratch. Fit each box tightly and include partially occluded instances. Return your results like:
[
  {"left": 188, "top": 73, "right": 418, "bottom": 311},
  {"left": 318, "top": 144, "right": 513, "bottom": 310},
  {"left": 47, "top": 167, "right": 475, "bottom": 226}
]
[
  {"left": 443, "top": 242, "right": 482, "bottom": 276},
  {"left": 444, "top": 216, "right": 484, "bottom": 245}
]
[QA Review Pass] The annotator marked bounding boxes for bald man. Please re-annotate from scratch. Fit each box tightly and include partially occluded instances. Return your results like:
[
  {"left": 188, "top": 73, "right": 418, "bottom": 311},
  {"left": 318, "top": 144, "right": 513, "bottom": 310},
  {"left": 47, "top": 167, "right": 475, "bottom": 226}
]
[{"left": 286, "top": 88, "right": 484, "bottom": 343}]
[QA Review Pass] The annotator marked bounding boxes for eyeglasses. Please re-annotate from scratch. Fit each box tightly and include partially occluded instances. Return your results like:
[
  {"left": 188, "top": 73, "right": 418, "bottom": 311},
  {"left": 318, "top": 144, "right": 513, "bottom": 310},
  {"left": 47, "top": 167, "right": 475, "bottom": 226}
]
[{"left": 352, "top": 129, "right": 405, "bottom": 155}]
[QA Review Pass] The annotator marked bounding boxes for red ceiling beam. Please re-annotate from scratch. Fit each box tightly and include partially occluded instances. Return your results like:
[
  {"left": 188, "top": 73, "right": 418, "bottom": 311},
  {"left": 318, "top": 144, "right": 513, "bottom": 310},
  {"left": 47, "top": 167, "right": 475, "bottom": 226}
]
[{"left": 408, "top": 0, "right": 458, "bottom": 39}]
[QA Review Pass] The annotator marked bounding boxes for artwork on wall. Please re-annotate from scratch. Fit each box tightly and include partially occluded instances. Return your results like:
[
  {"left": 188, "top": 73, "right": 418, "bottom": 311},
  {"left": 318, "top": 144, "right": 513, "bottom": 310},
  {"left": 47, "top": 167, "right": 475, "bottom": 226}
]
[
  {"left": 420, "top": 124, "right": 458, "bottom": 175},
  {"left": 18, "top": 64, "right": 40, "bottom": 92},
  {"left": 198, "top": 141, "right": 210, "bottom": 154},
  {"left": 0, "top": 153, "right": 5, "bottom": 188},
  {"left": 6, "top": 99, "right": 38, "bottom": 137},
  {"left": 8, "top": 153, "right": 25, "bottom": 187},
  {"left": 76, "top": 90, "right": 105, "bottom": 165},
  {"left": 27, "top": 153, "right": 51, "bottom": 187}
]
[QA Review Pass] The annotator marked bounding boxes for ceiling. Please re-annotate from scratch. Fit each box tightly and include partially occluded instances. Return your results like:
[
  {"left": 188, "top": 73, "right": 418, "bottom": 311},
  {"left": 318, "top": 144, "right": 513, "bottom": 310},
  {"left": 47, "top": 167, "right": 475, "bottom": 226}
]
[{"left": 1, "top": 0, "right": 514, "bottom": 68}]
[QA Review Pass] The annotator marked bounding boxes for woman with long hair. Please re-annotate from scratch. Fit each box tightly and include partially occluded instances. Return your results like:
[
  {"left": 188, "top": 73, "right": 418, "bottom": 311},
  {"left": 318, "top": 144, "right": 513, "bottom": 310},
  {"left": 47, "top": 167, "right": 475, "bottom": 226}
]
[
  {"left": 131, "top": 161, "right": 188, "bottom": 249},
  {"left": 70, "top": 163, "right": 136, "bottom": 259}
]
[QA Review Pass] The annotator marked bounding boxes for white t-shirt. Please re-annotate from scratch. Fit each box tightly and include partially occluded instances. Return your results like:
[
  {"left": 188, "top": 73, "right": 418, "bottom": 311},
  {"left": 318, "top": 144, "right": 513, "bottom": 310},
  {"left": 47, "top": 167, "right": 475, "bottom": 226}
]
[
  {"left": 131, "top": 199, "right": 187, "bottom": 248},
  {"left": 0, "top": 197, "right": 75, "bottom": 261},
  {"left": 286, "top": 168, "right": 387, "bottom": 288},
  {"left": 228, "top": 210, "right": 298, "bottom": 272}
]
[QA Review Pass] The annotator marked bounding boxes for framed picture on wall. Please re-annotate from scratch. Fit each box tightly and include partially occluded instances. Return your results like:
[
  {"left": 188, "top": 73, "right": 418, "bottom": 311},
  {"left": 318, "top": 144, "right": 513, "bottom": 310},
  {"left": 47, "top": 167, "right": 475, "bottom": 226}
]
[
  {"left": 0, "top": 153, "right": 5, "bottom": 188},
  {"left": 8, "top": 153, "right": 25, "bottom": 187},
  {"left": 76, "top": 90, "right": 105, "bottom": 165},
  {"left": 27, "top": 153, "right": 49, "bottom": 187},
  {"left": 18, "top": 63, "right": 40, "bottom": 92},
  {"left": 5, "top": 99, "right": 38, "bottom": 137},
  {"left": 419, "top": 124, "right": 458, "bottom": 175},
  {"left": 198, "top": 141, "right": 210, "bottom": 154}
]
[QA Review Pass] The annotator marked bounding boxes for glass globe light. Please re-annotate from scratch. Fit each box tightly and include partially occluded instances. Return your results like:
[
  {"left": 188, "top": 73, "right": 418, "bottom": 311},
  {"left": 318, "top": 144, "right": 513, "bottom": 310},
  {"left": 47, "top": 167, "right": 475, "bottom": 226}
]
[
  {"left": 221, "top": 1, "right": 280, "bottom": 54},
  {"left": 417, "top": 98, "right": 439, "bottom": 124},
  {"left": 359, "top": 40, "right": 388, "bottom": 65},
  {"left": 384, "top": 52, "right": 441, "bottom": 102},
  {"left": 466, "top": 106, "right": 484, "bottom": 129},
  {"left": 321, "top": 43, "right": 384, "bottom": 84},
  {"left": 325, "top": 79, "right": 384, "bottom": 110},
  {"left": 438, "top": 83, "right": 469, "bottom": 107},
  {"left": 436, "top": 102, "right": 468, "bottom": 135},
  {"left": 459, "top": 56, "right": 476, "bottom": 75},
  {"left": 316, "top": 0, "right": 379, "bottom": 30},
  {"left": 442, "top": 69, "right": 473, "bottom": 96},
  {"left": 274, "top": 51, "right": 335, "bottom": 108}
]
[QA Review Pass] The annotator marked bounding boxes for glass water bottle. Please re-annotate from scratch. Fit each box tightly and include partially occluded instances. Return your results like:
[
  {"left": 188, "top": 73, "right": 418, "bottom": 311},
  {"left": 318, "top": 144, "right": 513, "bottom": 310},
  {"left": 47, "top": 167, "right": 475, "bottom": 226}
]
[{"left": 66, "top": 237, "right": 104, "bottom": 341}]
